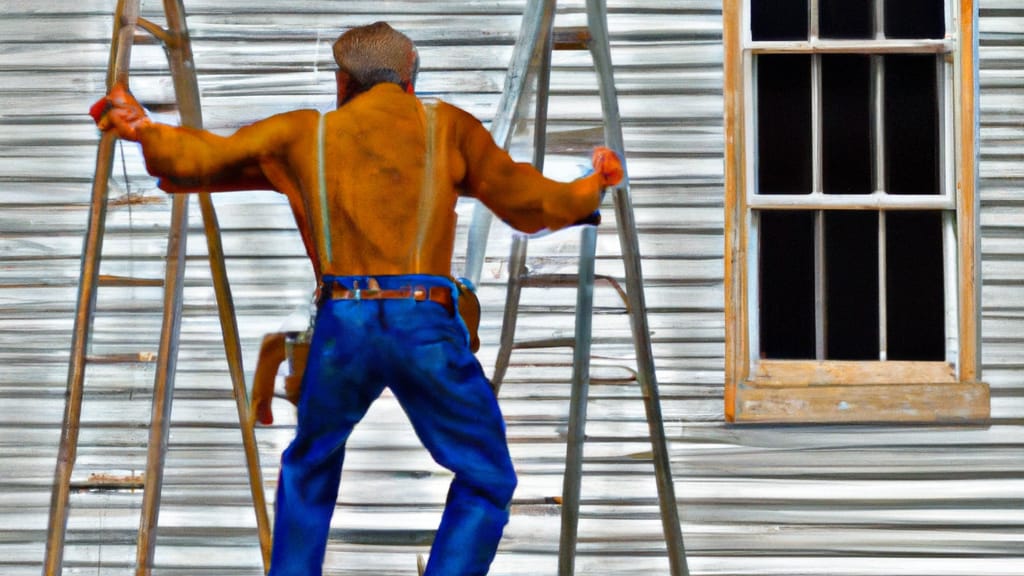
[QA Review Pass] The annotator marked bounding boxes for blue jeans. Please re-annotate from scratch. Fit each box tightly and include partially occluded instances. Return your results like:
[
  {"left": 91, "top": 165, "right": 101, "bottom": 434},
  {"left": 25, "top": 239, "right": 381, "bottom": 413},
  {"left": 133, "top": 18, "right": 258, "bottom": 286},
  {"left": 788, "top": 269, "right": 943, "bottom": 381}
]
[{"left": 269, "top": 274, "right": 517, "bottom": 576}]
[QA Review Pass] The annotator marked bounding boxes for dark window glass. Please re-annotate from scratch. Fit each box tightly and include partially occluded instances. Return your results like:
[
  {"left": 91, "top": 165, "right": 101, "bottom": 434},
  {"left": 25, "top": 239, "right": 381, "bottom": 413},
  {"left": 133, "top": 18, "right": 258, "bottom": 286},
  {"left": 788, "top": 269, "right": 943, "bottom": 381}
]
[
  {"left": 820, "top": 0, "right": 873, "bottom": 39},
  {"left": 757, "top": 55, "right": 812, "bottom": 195},
  {"left": 825, "top": 211, "right": 879, "bottom": 360},
  {"left": 822, "top": 54, "right": 873, "bottom": 195},
  {"left": 752, "top": 0, "right": 808, "bottom": 41},
  {"left": 885, "top": 0, "right": 945, "bottom": 39},
  {"left": 760, "top": 211, "right": 817, "bottom": 359},
  {"left": 886, "top": 212, "right": 945, "bottom": 360},
  {"left": 885, "top": 55, "right": 940, "bottom": 195}
]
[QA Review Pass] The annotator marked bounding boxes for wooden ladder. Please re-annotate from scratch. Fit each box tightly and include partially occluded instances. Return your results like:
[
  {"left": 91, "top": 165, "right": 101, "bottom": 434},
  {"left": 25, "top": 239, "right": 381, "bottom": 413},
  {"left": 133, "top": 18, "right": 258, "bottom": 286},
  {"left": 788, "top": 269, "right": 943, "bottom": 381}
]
[
  {"left": 42, "top": 1, "right": 272, "bottom": 574},
  {"left": 463, "top": 1, "right": 689, "bottom": 574}
]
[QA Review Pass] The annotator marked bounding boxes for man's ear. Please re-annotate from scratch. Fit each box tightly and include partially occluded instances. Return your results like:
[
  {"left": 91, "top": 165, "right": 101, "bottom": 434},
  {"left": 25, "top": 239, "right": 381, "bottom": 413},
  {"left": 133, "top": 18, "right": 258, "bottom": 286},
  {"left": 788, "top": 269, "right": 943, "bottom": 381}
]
[{"left": 335, "top": 70, "right": 353, "bottom": 108}]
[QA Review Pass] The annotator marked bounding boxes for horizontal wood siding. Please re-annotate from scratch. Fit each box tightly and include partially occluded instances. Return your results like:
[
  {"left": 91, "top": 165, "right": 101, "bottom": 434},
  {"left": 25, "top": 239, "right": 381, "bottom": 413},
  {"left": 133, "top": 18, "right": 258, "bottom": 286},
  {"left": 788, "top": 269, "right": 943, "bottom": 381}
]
[{"left": 0, "top": 1, "right": 1021, "bottom": 574}]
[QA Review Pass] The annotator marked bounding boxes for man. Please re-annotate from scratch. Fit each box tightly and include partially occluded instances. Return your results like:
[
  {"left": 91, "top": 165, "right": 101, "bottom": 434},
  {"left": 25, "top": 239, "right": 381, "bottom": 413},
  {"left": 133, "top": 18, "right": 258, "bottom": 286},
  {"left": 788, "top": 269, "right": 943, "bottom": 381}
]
[{"left": 91, "top": 22, "right": 622, "bottom": 576}]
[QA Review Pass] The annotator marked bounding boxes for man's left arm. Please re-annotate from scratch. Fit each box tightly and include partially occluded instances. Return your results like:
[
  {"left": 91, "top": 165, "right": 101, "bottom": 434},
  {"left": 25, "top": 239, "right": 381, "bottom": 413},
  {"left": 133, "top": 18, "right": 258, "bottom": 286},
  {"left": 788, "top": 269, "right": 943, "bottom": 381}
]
[{"left": 449, "top": 105, "right": 622, "bottom": 233}]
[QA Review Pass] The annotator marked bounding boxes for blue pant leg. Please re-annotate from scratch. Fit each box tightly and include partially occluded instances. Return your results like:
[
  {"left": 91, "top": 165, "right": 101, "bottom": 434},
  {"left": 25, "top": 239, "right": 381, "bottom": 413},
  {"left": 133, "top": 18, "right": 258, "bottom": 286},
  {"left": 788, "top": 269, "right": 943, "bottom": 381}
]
[
  {"left": 382, "top": 298, "right": 518, "bottom": 576},
  {"left": 269, "top": 300, "right": 384, "bottom": 576}
]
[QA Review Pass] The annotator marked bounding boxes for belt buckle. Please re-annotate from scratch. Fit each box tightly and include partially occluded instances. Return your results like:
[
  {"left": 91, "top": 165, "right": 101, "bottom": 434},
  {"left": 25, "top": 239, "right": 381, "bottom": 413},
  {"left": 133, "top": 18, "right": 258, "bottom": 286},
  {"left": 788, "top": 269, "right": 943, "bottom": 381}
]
[
  {"left": 354, "top": 287, "right": 382, "bottom": 300},
  {"left": 351, "top": 278, "right": 383, "bottom": 300}
]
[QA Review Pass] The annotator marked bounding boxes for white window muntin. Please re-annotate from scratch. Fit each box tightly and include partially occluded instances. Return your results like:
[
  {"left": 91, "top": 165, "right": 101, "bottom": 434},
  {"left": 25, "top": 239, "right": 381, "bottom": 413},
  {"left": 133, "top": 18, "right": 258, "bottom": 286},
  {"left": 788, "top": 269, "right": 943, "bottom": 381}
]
[{"left": 740, "top": 0, "right": 960, "bottom": 365}]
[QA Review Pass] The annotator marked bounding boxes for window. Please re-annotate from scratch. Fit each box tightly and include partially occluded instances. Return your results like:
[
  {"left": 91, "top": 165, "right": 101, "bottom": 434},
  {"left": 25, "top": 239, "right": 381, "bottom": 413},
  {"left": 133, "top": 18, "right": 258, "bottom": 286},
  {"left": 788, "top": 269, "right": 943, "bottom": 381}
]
[{"left": 723, "top": 0, "right": 988, "bottom": 422}]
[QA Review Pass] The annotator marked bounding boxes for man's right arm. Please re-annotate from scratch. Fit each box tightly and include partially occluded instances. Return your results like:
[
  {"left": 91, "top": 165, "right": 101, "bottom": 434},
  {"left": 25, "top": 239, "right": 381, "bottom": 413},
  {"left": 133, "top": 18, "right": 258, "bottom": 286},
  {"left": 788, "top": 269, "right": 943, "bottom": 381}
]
[{"left": 91, "top": 83, "right": 311, "bottom": 193}]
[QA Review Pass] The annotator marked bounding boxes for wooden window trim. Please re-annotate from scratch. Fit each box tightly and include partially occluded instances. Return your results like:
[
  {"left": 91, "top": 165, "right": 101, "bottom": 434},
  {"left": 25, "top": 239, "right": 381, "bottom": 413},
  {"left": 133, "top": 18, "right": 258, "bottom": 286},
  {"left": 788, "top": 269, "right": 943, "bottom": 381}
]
[{"left": 722, "top": 0, "right": 989, "bottom": 423}]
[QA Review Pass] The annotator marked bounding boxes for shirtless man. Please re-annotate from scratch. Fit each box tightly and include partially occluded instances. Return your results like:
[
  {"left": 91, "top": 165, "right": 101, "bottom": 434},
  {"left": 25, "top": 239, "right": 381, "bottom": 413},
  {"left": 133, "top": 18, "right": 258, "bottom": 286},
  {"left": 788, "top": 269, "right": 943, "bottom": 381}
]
[{"left": 92, "top": 22, "right": 622, "bottom": 576}]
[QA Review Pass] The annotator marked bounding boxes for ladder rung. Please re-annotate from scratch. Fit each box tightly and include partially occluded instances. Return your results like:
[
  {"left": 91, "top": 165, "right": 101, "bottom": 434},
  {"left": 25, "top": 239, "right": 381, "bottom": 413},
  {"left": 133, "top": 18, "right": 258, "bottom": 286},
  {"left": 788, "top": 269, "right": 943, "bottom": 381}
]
[
  {"left": 553, "top": 26, "right": 591, "bottom": 50},
  {"left": 519, "top": 273, "right": 630, "bottom": 306},
  {"left": 146, "top": 103, "right": 180, "bottom": 114},
  {"left": 512, "top": 336, "right": 576, "bottom": 350},
  {"left": 86, "top": 352, "right": 159, "bottom": 364},
  {"left": 71, "top": 473, "right": 145, "bottom": 492},
  {"left": 132, "top": 30, "right": 162, "bottom": 46},
  {"left": 98, "top": 274, "right": 165, "bottom": 288},
  {"left": 109, "top": 193, "right": 166, "bottom": 208},
  {"left": 520, "top": 273, "right": 581, "bottom": 288}
]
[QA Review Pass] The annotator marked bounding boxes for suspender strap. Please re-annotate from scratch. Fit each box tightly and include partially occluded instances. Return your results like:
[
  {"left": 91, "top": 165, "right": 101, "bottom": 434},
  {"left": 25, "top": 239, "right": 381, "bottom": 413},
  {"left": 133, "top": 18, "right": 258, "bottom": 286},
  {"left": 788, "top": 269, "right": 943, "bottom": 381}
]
[
  {"left": 316, "top": 112, "right": 331, "bottom": 268},
  {"left": 413, "top": 99, "right": 439, "bottom": 273}
]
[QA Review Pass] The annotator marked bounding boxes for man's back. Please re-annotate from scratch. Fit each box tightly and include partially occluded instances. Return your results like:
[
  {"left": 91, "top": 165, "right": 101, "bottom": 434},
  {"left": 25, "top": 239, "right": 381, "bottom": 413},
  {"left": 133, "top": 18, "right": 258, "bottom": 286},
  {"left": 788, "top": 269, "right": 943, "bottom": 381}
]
[{"left": 315, "top": 83, "right": 454, "bottom": 278}]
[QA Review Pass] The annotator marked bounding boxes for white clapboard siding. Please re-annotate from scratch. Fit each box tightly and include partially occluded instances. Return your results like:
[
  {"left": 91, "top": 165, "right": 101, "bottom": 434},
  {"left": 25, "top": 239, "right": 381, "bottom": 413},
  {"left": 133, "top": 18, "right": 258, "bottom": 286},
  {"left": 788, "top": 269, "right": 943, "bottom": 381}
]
[{"left": 1, "top": 1, "right": 1022, "bottom": 575}]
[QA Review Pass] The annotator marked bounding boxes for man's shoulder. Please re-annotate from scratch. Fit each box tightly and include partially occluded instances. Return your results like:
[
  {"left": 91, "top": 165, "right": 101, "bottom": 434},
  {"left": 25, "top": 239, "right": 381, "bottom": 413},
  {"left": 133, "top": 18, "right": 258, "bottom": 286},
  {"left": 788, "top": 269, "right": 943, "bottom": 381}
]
[
  {"left": 419, "top": 98, "right": 482, "bottom": 128},
  {"left": 247, "top": 108, "right": 320, "bottom": 135},
  {"left": 270, "top": 108, "right": 321, "bottom": 122}
]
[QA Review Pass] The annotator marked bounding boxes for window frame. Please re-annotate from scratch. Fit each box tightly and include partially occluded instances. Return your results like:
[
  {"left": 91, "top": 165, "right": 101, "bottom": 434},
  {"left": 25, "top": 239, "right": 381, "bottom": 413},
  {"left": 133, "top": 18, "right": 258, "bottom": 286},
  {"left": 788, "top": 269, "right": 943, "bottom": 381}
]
[{"left": 723, "top": 0, "right": 988, "bottom": 423}]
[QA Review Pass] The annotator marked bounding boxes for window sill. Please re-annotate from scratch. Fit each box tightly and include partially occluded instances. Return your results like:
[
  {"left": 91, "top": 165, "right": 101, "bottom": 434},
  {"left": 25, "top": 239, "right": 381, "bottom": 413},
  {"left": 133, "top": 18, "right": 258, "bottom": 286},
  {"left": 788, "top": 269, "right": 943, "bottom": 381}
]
[{"left": 729, "top": 360, "right": 990, "bottom": 424}]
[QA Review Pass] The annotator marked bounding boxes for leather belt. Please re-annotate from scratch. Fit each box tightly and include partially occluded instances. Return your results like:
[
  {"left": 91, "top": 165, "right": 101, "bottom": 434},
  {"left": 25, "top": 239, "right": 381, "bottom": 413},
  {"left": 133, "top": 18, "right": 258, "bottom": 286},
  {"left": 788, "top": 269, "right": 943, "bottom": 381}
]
[{"left": 325, "top": 283, "right": 454, "bottom": 315}]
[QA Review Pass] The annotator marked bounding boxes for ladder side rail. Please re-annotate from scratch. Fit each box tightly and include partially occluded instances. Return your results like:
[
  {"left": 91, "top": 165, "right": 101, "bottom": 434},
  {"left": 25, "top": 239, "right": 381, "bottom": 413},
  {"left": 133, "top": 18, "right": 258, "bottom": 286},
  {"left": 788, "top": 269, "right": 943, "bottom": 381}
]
[
  {"left": 157, "top": 0, "right": 274, "bottom": 569},
  {"left": 585, "top": 0, "right": 626, "bottom": 171},
  {"left": 491, "top": 19, "right": 556, "bottom": 393},
  {"left": 135, "top": 193, "right": 188, "bottom": 576},
  {"left": 586, "top": 1, "right": 689, "bottom": 573},
  {"left": 491, "top": 236, "right": 528, "bottom": 393},
  {"left": 464, "top": 0, "right": 556, "bottom": 286},
  {"left": 611, "top": 188, "right": 690, "bottom": 576},
  {"left": 43, "top": 1, "right": 142, "bottom": 573},
  {"left": 43, "top": 130, "right": 117, "bottom": 576},
  {"left": 197, "top": 192, "right": 274, "bottom": 572},
  {"left": 557, "top": 224, "right": 597, "bottom": 576},
  {"left": 133, "top": 2, "right": 198, "bottom": 573},
  {"left": 109, "top": 0, "right": 142, "bottom": 87},
  {"left": 533, "top": 16, "right": 555, "bottom": 172}
]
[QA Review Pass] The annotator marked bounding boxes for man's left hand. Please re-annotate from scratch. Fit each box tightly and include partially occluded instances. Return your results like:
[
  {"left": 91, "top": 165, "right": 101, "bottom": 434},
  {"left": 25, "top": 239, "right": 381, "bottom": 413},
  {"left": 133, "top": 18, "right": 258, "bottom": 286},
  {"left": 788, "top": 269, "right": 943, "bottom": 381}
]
[{"left": 591, "top": 146, "right": 624, "bottom": 188}]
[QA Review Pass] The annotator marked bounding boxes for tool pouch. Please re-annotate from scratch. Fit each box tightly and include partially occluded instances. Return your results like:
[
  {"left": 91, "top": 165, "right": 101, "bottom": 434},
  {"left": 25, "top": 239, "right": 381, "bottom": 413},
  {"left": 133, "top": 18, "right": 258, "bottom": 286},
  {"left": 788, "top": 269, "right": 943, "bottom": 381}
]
[
  {"left": 283, "top": 330, "right": 311, "bottom": 405},
  {"left": 250, "top": 329, "right": 311, "bottom": 420},
  {"left": 455, "top": 277, "right": 481, "bottom": 353}
]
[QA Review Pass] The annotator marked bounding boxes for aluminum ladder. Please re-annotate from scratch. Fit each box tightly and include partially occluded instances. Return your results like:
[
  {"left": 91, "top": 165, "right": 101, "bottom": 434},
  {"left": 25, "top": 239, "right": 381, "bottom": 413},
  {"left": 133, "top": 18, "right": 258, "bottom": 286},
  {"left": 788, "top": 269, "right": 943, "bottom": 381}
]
[
  {"left": 43, "top": 1, "right": 272, "bottom": 574},
  {"left": 463, "top": 1, "right": 689, "bottom": 574}
]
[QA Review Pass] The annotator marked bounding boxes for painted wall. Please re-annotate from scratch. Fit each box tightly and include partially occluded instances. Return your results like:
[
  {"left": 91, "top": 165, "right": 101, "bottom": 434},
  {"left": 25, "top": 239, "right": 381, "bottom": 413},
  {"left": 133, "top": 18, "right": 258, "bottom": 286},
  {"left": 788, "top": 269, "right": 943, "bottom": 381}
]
[{"left": 1, "top": 1, "right": 1021, "bottom": 574}]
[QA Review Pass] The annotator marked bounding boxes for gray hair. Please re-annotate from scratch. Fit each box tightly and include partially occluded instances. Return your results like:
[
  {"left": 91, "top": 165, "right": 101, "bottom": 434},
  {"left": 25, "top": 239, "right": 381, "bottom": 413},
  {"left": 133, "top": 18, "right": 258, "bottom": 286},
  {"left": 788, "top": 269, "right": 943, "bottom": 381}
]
[{"left": 332, "top": 22, "right": 419, "bottom": 88}]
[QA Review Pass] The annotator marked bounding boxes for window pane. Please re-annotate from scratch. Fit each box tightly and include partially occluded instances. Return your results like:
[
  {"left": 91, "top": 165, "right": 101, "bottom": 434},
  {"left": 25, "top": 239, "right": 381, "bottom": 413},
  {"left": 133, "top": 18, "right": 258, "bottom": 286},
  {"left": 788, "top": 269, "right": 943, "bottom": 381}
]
[
  {"left": 886, "top": 212, "right": 945, "bottom": 360},
  {"left": 752, "top": 0, "right": 808, "bottom": 41},
  {"left": 822, "top": 54, "right": 873, "bottom": 195},
  {"left": 885, "top": 55, "right": 940, "bottom": 195},
  {"left": 757, "top": 55, "right": 812, "bottom": 195},
  {"left": 760, "top": 211, "right": 816, "bottom": 359},
  {"left": 820, "top": 0, "right": 873, "bottom": 39},
  {"left": 885, "top": 0, "right": 945, "bottom": 39},
  {"left": 825, "top": 211, "right": 879, "bottom": 360}
]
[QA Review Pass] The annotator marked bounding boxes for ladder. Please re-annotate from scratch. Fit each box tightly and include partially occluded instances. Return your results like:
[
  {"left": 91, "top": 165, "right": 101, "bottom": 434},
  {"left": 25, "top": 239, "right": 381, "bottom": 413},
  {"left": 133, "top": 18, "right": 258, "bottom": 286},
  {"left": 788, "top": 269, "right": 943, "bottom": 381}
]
[
  {"left": 43, "top": 1, "right": 272, "bottom": 574},
  {"left": 463, "top": 1, "right": 689, "bottom": 574}
]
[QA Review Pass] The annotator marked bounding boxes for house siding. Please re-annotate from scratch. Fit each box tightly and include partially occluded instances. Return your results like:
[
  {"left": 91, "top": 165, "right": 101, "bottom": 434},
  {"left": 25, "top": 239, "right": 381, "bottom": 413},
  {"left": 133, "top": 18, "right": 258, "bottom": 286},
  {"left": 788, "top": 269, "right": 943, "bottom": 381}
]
[{"left": 0, "top": 1, "right": 1021, "bottom": 574}]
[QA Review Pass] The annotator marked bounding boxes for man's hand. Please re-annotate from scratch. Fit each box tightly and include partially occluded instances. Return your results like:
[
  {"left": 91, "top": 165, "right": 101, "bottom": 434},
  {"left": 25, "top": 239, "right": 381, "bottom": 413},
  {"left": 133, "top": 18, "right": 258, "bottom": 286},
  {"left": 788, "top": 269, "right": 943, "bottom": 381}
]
[
  {"left": 592, "top": 146, "right": 624, "bottom": 188},
  {"left": 89, "top": 82, "right": 151, "bottom": 141},
  {"left": 250, "top": 332, "right": 288, "bottom": 426}
]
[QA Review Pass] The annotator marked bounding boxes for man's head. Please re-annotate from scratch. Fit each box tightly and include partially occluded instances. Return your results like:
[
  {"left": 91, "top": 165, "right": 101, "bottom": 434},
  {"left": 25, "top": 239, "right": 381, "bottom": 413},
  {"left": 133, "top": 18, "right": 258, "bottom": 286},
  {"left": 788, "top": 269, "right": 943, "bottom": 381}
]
[{"left": 333, "top": 22, "right": 419, "bottom": 106}]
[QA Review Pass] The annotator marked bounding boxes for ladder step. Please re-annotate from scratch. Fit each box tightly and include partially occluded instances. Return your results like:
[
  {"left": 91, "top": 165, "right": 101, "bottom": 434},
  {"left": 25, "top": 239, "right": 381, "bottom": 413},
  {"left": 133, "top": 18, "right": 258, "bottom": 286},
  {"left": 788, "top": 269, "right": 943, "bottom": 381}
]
[
  {"left": 512, "top": 336, "right": 576, "bottom": 350},
  {"left": 98, "top": 274, "right": 165, "bottom": 288},
  {"left": 553, "top": 26, "right": 591, "bottom": 50},
  {"left": 520, "top": 273, "right": 581, "bottom": 288},
  {"left": 86, "top": 352, "right": 159, "bottom": 364},
  {"left": 70, "top": 473, "right": 145, "bottom": 492},
  {"left": 519, "top": 273, "right": 630, "bottom": 306}
]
